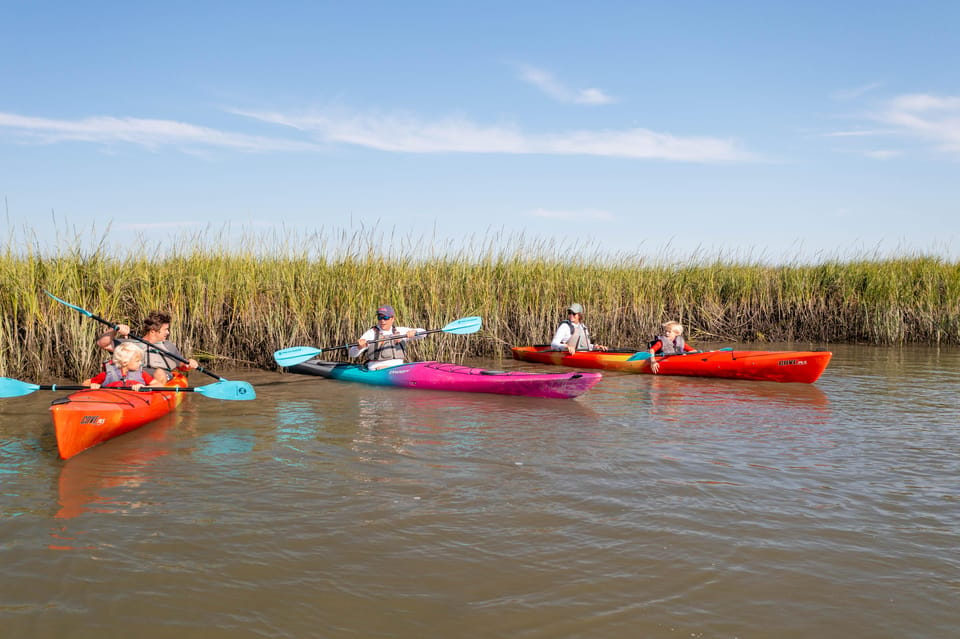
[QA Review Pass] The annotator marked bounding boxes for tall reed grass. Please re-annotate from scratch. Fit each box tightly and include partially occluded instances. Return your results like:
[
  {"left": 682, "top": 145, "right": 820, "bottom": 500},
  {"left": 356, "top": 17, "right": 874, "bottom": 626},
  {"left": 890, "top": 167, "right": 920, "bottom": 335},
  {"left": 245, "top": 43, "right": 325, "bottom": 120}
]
[{"left": 2, "top": 228, "right": 958, "bottom": 380}]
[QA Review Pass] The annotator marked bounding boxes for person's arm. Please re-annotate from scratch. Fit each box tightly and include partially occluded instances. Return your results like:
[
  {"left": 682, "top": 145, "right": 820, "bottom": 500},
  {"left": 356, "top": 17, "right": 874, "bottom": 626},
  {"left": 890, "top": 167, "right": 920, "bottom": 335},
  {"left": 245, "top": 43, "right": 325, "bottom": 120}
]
[
  {"left": 348, "top": 328, "right": 376, "bottom": 358},
  {"left": 396, "top": 326, "right": 426, "bottom": 341},
  {"left": 550, "top": 324, "right": 571, "bottom": 351},
  {"left": 648, "top": 340, "right": 663, "bottom": 374},
  {"left": 683, "top": 343, "right": 697, "bottom": 353},
  {"left": 95, "top": 324, "right": 131, "bottom": 350},
  {"left": 85, "top": 371, "right": 106, "bottom": 389}
]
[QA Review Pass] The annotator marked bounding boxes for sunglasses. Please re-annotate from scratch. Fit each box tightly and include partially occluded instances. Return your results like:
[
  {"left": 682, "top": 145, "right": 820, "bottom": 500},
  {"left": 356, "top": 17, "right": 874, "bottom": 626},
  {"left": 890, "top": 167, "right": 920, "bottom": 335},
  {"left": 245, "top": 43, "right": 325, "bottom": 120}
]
[{"left": 377, "top": 314, "right": 393, "bottom": 320}]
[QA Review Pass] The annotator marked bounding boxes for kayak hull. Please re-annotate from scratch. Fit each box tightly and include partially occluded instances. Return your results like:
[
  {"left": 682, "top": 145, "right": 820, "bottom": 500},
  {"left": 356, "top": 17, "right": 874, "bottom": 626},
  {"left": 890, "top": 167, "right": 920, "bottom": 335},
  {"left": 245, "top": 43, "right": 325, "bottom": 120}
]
[
  {"left": 50, "top": 374, "right": 188, "bottom": 459},
  {"left": 289, "top": 360, "right": 602, "bottom": 399},
  {"left": 511, "top": 346, "right": 832, "bottom": 384}
]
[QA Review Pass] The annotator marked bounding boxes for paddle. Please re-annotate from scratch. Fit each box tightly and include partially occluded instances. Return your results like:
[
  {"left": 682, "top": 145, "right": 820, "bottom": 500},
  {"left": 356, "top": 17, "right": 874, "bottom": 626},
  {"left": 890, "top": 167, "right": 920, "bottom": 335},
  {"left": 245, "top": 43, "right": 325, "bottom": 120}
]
[
  {"left": 0, "top": 377, "right": 256, "bottom": 400},
  {"left": 273, "top": 315, "right": 483, "bottom": 367},
  {"left": 44, "top": 290, "right": 252, "bottom": 392},
  {"left": 626, "top": 346, "right": 734, "bottom": 362}
]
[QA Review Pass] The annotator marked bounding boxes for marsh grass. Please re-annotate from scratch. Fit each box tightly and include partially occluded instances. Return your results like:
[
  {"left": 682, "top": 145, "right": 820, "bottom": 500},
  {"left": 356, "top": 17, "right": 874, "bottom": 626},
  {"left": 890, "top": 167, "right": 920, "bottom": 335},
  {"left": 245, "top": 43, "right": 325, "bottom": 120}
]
[{"left": 2, "top": 228, "right": 958, "bottom": 380}]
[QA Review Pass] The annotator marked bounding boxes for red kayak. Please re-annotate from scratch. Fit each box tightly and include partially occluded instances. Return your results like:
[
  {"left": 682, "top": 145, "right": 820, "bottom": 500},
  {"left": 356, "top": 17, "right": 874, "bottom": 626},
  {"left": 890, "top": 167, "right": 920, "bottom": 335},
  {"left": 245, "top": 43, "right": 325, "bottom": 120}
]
[
  {"left": 511, "top": 346, "right": 832, "bottom": 384},
  {"left": 50, "top": 373, "right": 188, "bottom": 459}
]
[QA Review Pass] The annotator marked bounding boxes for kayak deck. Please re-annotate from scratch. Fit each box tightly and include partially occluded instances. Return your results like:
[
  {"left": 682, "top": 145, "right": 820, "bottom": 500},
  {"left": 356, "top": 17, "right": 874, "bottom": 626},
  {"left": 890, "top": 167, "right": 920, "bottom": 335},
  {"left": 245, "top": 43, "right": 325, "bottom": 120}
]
[
  {"left": 50, "top": 373, "right": 188, "bottom": 459},
  {"left": 289, "top": 359, "right": 602, "bottom": 399},
  {"left": 511, "top": 345, "right": 832, "bottom": 383}
]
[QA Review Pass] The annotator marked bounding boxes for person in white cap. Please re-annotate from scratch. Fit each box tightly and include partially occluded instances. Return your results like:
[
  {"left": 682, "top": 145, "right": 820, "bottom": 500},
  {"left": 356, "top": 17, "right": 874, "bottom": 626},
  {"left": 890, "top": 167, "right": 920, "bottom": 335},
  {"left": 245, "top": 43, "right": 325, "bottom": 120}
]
[
  {"left": 349, "top": 304, "right": 427, "bottom": 370},
  {"left": 550, "top": 303, "right": 608, "bottom": 355}
]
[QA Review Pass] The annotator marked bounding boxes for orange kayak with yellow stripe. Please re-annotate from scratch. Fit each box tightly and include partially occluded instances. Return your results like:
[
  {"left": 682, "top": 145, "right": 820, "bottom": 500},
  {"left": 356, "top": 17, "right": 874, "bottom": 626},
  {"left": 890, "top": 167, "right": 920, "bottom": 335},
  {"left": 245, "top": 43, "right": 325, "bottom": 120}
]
[{"left": 511, "top": 346, "right": 831, "bottom": 383}]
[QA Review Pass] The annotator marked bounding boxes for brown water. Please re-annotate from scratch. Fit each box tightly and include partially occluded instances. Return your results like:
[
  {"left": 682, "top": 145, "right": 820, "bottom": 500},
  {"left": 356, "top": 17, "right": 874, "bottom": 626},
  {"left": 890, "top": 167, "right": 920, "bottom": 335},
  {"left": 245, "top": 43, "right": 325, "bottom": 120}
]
[{"left": 1, "top": 344, "right": 958, "bottom": 638}]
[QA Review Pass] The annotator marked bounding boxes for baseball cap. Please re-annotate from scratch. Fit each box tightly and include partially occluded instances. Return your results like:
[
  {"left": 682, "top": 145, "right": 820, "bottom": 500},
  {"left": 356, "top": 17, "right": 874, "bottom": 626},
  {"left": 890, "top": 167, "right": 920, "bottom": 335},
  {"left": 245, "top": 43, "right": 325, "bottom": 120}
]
[
  {"left": 376, "top": 304, "right": 395, "bottom": 317},
  {"left": 567, "top": 303, "right": 584, "bottom": 314}
]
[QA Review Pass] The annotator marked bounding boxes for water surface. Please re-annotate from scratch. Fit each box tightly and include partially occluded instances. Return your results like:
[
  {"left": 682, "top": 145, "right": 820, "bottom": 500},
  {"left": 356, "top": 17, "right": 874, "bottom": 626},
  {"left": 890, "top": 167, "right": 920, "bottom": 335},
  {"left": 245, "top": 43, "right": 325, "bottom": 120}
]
[{"left": 1, "top": 344, "right": 958, "bottom": 638}]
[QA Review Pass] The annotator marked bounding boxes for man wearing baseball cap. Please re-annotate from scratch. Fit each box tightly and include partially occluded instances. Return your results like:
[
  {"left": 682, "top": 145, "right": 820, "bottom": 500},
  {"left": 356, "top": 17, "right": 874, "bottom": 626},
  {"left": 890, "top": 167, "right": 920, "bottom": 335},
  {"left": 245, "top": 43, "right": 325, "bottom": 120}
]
[
  {"left": 348, "top": 304, "right": 427, "bottom": 370},
  {"left": 550, "top": 303, "right": 608, "bottom": 355}
]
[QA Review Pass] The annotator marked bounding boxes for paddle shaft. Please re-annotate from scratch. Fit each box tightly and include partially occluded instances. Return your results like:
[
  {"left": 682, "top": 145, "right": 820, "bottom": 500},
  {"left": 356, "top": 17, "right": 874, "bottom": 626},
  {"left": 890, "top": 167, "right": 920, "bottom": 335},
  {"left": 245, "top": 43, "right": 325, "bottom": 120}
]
[
  {"left": 45, "top": 291, "right": 223, "bottom": 382},
  {"left": 31, "top": 384, "right": 216, "bottom": 393},
  {"left": 322, "top": 327, "right": 442, "bottom": 353}
]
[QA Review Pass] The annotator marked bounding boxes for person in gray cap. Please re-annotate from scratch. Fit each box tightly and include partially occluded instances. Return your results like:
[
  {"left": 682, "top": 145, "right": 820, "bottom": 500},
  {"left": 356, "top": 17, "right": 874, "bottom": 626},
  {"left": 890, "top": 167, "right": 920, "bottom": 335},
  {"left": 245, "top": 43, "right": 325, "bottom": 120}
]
[
  {"left": 550, "top": 303, "right": 608, "bottom": 355},
  {"left": 348, "top": 304, "right": 427, "bottom": 370}
]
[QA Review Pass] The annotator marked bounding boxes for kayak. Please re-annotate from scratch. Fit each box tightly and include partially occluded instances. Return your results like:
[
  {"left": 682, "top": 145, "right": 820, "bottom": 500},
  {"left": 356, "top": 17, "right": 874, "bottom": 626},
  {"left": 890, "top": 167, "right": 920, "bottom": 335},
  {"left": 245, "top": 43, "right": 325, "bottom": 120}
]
[
  {"left": 50, "top": 373, "right": 188, "bottom": 459},
  {"left": 511, "top": 346, "right": 832, "bottom": 384},
  {"left": 288, "top": 360, "right": 602, "bottom": 399}
]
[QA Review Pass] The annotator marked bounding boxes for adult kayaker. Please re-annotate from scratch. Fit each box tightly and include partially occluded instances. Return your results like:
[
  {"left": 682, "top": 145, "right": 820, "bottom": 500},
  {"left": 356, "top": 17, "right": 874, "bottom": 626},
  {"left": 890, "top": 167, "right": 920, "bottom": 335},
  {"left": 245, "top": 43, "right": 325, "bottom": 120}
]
[
  {"left": 550, "top": 303, "right": 608, "bottom": 355},
  {"left": 82, "top": 341, "right": 166, "bottom": 391},
  {"left": 96, "top": 310, "right": 199, "bottom": 384},
  {"left": 348, "top": 304, "right": 427, "bottom": 370},
  {"left": 648, "top": 321, "right": 698, "bottom": 373}
]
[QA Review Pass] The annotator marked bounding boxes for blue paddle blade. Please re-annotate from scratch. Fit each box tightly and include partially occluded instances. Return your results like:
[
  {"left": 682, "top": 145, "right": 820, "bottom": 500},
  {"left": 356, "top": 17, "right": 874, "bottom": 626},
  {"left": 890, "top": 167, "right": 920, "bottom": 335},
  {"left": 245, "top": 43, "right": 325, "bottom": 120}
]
[
  {"left": 626, "top": 351, "right": 652, "bottom": 362},
  {"left": 441, "top": 316, "right": 482, "bottom": 335},
  {"left": 0, "top": 377, "right": 41, "bottom": 398},
  {"left": 192, "top": 380, "right": 257, "bottom": 400},
  {"left": 44, "top": 290, "right": 96, "bottom": 319},
  {"left": 273, "top": 346, "right": 323, "bottom": 367}
]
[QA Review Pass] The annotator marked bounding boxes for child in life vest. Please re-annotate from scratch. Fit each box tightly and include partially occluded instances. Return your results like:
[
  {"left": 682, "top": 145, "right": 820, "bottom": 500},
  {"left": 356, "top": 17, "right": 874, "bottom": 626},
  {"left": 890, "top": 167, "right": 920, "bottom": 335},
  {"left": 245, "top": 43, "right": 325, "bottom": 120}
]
[{"left": 83, "top": 342, "right": 164, "bottom": 391}]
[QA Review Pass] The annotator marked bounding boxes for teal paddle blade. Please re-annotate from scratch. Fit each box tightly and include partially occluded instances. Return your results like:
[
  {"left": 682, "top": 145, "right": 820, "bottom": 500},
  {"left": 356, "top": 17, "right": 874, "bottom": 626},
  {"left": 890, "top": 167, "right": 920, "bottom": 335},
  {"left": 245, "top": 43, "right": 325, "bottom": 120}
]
[
  {"left": 0, "top": 377, "right": 41, "bottom": 398},
  {"left": 274, "top": 346, "right": 323, "bottom": 367},
  {"left": 193, "top": 380, "right": 257, "bottom": 400}
]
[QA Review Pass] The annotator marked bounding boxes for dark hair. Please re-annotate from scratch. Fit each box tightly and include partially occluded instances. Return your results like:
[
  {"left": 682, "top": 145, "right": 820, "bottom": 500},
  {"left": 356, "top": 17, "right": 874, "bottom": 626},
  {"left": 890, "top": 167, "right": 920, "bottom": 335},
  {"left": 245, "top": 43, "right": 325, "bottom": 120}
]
[{"left": 142, "top": 311, "right": 172, "bottom": 334}]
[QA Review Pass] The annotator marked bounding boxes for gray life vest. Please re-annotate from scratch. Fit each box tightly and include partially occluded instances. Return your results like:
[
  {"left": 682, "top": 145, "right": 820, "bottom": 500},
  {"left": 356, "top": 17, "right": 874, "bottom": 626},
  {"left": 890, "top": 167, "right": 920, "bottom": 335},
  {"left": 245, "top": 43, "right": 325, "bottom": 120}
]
[
  {"left": 116, "top": 339, "right": 182, "bottom": 376},
  {"left": 102, "top": 362, "right": 147, "bottom": 386},
  {"left": 367, "top": 326, "right": 406, "bottom": 361},
  {"left": 654, "top": 334, "right": 687, "bottom": 355},
  {"left": 560, "top": 320, "right": 594, "bottom": 351}
]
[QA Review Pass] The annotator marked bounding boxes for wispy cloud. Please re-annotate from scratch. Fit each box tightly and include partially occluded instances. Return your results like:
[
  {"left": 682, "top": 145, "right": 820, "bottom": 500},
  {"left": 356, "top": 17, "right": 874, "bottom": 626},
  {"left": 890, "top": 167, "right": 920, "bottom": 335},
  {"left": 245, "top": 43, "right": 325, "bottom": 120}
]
[
  {"left": 831, "top": 82, "right": 884, "bottom": 102},
  {"left": 529, "top": 208, "right": 615, "bottom": 221},
  {"left": 0, "top": 112, "right": 319, "bottom": 152},
  {"left": 863, "top": 149, "right": 900, "bottom": 159},
  {"left": 823, "top": 93, "right": 960, "bottom": 158},
  {"left": 516, "top": 64, "right": 615, "bottom": 105},
  {"left": 235, "top": 109, "right": 754, "bottom": 163},
  {"left": 871, "top": 93, "right": 960, "bottom": 154}
]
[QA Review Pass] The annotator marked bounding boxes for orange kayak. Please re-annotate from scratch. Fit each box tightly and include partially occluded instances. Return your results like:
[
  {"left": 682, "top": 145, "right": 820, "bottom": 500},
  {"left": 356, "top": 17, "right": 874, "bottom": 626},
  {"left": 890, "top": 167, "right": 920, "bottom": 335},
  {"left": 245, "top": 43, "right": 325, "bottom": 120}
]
[
  {"left": 50, "top": 373, "right": 188, "bottom": 459},
  {"left": 511, "top": 346, "right": 832, "bottom": 384}
]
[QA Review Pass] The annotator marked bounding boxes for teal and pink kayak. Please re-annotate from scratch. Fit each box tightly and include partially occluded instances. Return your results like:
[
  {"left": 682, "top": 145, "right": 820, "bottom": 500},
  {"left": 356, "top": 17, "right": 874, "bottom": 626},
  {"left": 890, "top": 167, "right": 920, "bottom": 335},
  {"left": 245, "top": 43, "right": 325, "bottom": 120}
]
[{"left": 289, "top": 360, "right": 602, "bottom": 399}]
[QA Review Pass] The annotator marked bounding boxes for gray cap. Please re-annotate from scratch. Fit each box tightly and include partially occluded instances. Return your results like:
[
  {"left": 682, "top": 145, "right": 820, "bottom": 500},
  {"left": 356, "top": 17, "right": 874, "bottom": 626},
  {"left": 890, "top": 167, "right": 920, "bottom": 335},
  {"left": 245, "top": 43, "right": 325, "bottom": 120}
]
[{"left": 567, "top": 303, "right": 584, "bottom": 314}]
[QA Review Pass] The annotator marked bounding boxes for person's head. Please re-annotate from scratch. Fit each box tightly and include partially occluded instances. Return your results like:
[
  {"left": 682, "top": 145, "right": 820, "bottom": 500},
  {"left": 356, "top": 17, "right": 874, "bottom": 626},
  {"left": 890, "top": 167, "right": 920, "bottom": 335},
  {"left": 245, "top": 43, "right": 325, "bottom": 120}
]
[
  {"left": 663, "top": 321, "right": 684, "bottom": 337},
  {"left": 376, "top": 304, "right": 396, "bottom": 328},
  {"left": 142, "top": 311, "right": 172, "bottom": 342},
  {"left": 112, "top": 341, "right": 144, "bottom": 370},
  {"left": 566, "top": 303, "right": 584, "bottom": 321}
]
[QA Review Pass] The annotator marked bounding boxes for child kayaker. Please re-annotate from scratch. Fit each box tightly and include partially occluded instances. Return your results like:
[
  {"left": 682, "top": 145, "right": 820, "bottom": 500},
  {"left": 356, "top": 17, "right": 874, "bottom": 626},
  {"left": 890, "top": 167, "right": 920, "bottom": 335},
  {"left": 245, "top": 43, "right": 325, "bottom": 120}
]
[
  {"left": 550, "top": 303, "right": 608, "bottom": 355},
  {"left": 83, "top": 342, "right": 165, "bottom": 391},
  {"left": 349, "top": 304, "right": 427, "bottom": 370},
  {"left": 648, "top": 321, "right": 698, "bottom": 373},
  {"left": 96, "top": 310, "right": 199, "bottom": 384}
]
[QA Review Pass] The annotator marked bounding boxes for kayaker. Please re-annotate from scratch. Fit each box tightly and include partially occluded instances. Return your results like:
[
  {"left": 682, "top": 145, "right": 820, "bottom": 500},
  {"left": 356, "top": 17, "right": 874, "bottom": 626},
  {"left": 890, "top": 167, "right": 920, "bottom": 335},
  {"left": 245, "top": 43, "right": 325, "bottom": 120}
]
[
  {"left": 648, "top": 321, "right": 698, "bottom": 373},
  {"left": 82, "top": 342, "right": 165, "bottom": 391},
  {"left": 348, "top": 304, "right": 427, "bottom": 370},
  {"left": 550, "top": 303, "right": 608, "bottom": 355},
  {"left": 96, "top": 310, "right": 199, "bottom": 384}
]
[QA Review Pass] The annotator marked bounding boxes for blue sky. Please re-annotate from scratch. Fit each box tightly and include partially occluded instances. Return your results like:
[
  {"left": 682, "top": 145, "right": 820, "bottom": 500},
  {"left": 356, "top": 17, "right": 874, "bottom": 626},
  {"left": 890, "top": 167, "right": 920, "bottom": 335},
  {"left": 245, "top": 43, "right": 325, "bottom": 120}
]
[{"left": 2, "top": 1, "right": 958, "bottom": 262}]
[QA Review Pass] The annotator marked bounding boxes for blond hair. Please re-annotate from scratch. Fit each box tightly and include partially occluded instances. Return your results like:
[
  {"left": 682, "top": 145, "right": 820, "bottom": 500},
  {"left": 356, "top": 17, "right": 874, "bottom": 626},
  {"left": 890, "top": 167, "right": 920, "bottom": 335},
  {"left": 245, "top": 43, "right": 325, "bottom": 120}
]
[
  {"left": 663, "top": 321, "right": 684, "bottom": 335},
  {"left": 112, "top": 342, "right": 144, "bottom": 368}
]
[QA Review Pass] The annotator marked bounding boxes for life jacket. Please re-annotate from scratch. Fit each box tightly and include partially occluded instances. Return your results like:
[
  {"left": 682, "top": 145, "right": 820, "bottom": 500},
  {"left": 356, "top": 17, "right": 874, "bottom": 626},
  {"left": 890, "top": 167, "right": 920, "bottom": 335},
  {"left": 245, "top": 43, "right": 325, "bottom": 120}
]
[
  {"left": 367, "top": 326, "right": 405, "bottom": 361},
  {"left": 560, "top": 319, "right": 594, "bottom": 351},
  {"left": 650, "top": 334, "right": 687, "bottom": 355},
  {"left": 116, "top": 339, "right": 180, "bottom": 376},
  {"left": 101, "top": 362, "right": 148, "bottom": 387}
]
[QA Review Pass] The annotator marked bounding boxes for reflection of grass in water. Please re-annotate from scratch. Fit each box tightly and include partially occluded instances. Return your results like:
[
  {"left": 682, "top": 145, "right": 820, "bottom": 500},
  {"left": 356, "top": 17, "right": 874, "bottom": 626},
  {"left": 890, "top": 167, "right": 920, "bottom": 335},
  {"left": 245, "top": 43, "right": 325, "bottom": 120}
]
[{"left": 3, "top": 225, "right": 959, "bottom": 379}]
